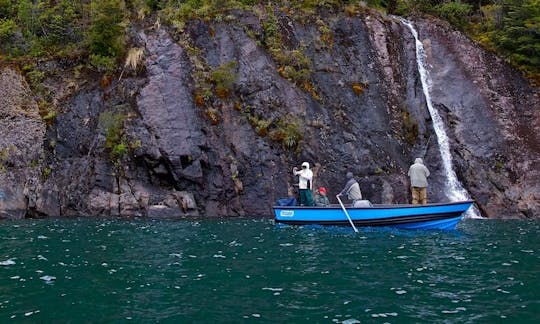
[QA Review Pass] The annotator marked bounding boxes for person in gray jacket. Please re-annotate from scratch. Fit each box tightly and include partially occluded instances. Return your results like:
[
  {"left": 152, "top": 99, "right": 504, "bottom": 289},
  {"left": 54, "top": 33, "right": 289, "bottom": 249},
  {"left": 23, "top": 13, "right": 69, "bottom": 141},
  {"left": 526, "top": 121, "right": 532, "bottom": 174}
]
[
  {"left": 337, "top": 172, "right": 363, "bottom": 207},
  {"left": 408, "top": 157, "right": 430, "bottom": 204}
]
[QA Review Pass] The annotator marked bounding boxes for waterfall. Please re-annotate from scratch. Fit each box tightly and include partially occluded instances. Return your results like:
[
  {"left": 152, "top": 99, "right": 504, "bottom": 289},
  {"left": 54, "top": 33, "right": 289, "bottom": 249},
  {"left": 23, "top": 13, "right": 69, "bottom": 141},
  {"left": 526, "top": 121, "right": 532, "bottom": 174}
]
[{"left": 399, "top": 19, "right": 481, "bottom": 218}]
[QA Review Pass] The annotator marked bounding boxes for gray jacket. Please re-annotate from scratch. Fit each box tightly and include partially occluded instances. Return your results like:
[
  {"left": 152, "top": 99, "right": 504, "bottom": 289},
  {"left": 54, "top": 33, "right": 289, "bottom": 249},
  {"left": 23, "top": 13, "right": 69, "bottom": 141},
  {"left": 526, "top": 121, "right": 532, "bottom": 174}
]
[
  {"left": 408, "top": 158, "right": 430, "bottom": 188},
  {"left": 339, "top": 178, "right": 362, "bottom": 201}
]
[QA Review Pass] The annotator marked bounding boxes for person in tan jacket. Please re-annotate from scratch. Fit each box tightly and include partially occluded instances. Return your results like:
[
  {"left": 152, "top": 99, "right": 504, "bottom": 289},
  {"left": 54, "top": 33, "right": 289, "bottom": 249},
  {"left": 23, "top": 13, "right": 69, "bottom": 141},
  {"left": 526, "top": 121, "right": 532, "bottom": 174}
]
[{"left": 408, "top": 158, "right": 430, "bottom": 204}]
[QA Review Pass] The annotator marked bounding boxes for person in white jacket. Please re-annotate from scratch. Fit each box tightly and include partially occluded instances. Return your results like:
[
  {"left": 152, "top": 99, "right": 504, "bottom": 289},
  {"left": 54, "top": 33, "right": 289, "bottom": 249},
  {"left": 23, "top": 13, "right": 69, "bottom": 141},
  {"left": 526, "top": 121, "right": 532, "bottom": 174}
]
[
  {"left": 408, "top": 157, "right": 430, "bottom": 204},
  {"left": 293, "top": 162, "right": 314, "bottom": 206}
]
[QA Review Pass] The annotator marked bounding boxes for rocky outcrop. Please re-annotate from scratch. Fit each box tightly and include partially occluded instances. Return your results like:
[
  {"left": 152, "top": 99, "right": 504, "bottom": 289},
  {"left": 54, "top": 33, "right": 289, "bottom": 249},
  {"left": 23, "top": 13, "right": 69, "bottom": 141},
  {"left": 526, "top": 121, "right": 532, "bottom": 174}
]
[
  {"left": 0, "top": 69, "right": 46, "bottom": 219},
  {"left": 415, "top": 18, "right": 540, "bottom": 218},
  {"left": 0, "top": 9, "right": 538, "bottom": 219}
]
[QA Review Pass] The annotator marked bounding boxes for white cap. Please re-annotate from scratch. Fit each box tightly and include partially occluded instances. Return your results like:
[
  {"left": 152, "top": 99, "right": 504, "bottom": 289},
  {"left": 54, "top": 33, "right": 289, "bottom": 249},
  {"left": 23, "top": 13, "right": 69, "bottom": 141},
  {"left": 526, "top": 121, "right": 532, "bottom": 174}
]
[{"left": 301, "top": 162, "right": 309, "bottom": 168}]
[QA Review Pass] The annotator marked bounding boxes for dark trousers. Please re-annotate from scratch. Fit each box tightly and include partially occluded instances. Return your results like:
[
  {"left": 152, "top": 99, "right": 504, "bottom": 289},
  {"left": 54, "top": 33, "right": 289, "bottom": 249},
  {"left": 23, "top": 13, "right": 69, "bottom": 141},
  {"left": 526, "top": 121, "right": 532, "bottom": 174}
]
[{"left": 299, "top": 189, "right": 313, "bottom": 206}]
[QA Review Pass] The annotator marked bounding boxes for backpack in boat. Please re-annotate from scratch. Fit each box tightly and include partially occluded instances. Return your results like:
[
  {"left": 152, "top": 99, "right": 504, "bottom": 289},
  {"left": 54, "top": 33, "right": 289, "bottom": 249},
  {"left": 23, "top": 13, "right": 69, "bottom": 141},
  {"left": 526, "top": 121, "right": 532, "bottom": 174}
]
[{"left": 276, "top": 197, "right": 297, "bottom": 206}]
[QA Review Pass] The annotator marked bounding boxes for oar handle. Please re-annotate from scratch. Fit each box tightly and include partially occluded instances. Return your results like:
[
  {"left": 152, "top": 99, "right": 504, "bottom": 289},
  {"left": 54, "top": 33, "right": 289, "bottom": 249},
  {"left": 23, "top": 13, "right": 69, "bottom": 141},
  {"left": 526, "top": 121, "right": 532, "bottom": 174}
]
[{"left": 336, "top": 195, "right": 359, "bottom": 233}]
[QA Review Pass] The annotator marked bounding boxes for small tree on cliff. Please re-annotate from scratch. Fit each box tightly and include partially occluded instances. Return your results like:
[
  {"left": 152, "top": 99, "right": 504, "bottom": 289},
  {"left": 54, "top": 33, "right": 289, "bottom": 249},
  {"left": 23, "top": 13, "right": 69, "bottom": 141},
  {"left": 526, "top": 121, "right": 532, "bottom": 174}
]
[{"left": 87, "top": 0, "right": 127, "bottom": 71}]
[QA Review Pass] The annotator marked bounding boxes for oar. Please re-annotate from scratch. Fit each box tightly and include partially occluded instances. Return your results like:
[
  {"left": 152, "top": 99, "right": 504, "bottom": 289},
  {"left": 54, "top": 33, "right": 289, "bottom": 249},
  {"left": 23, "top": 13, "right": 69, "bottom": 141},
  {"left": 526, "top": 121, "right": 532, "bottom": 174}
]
[{"left": 336, "top": 195, "right": 359, "bottom": 233}]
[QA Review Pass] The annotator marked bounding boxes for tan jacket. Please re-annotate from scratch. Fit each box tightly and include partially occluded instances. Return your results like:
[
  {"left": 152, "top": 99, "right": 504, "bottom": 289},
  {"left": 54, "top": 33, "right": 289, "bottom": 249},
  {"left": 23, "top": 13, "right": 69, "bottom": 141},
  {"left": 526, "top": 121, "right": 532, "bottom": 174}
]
[{"left": 408, "top": 158, "right": 430, "bottom": 188}]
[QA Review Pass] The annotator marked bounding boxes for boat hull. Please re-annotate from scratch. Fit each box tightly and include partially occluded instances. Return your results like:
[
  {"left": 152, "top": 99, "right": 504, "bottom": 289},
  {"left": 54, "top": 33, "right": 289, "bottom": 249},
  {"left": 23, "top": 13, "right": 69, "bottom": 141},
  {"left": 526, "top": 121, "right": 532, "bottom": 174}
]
[{"left": 274, "top": 201, "right": 474, "bottom": 230}]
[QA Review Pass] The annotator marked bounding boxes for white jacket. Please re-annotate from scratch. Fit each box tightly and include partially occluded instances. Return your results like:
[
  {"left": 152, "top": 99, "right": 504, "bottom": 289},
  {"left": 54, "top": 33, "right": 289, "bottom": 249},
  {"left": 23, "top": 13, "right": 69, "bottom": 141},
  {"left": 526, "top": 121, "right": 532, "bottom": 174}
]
[{"left": 293, "top": 163, "right": 313, "bottom": 189}]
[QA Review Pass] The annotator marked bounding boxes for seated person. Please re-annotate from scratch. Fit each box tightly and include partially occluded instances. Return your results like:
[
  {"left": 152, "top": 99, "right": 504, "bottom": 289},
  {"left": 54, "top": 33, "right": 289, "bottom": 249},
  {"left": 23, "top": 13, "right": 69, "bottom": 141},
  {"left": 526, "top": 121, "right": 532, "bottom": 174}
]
[{"left": 313, "top": 187, "right": 330, "bottom": 206}]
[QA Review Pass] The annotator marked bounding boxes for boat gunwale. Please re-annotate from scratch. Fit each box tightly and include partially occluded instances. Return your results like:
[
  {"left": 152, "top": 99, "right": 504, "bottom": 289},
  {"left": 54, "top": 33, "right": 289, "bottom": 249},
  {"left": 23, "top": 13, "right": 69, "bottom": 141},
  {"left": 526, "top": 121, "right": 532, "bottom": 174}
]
[{"left": 273, "top": 200, "right": 475, "bottom": 210}]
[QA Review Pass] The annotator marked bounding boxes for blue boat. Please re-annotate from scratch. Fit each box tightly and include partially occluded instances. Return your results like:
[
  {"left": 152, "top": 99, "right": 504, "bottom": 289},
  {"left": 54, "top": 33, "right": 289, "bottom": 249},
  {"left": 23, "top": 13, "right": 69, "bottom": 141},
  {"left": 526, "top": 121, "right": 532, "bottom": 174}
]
[{"left": 274, "top": 200, "right": 474, "bottom": 230}]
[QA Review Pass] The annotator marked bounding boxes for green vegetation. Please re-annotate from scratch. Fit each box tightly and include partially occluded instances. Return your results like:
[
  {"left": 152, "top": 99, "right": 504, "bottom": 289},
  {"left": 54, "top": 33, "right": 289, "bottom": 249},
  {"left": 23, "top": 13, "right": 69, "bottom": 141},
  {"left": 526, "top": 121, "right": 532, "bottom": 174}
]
[
  {"left": 0, "top": 0, "right": 126, "bottom": 72},
  {"left": 0, "top": 145, "right": 15, "bottom": 174},
  {"left": 209, "top": 61, "right": 237, "bottom": 98},
  {"left": 0, "top": 0, "right": 536, "bottom": 160},
  {"left": 22, "top": 64, "right": 46, "bottom": 91},
  {"left": 192, "top": 60, "right": 238, "bottom": 124},
  {"left": 482, "top": 0, "right": 540, "bottom": 82},
  {"left": 96, "top": 132, "right": 141, "bottom": 165},
  {"left": 269, "top": 116, "right": 304, "bottom": 151},
  {"left": 401, "top": 109, "right": 419, "bottom": 145},
  {"left": 317, "top": 18, "right": 334, "bottom": 46},
  {"left": 42, "top": 166, "right": 52, "bottom": 179},
  {"left": 0, "top": 1, "right": 535, "bottom": 82},
  {"left": 259, "top": 4, "right": 319, "bottom": 98},
  {"left": 88, "top": 0, "right": 127, "bottom": 72},
  {"left": 394, "top": 0, "right": 540, "bottom": 84},
  {"left": 99, "top": 110, "right": 128, "bottom": 160},
  {"left": 0, "top": 0, "right": 82, "bottom": 58},
  {"left": 241, "top": 106, "right": 304, "bottom": 151},
  {"left": 245, "top": 112, "right": 272, "bottom": 136},
  {"left": 41, "top": 109, "right": 58, "bottom": 125}
]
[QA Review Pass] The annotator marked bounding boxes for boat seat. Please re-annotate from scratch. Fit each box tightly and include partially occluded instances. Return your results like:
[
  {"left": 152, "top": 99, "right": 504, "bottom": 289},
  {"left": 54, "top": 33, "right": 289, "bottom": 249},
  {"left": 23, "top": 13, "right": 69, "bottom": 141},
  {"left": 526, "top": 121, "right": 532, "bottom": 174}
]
[{"left": 353, "top": 200, "right": 373, "bottom": 207}]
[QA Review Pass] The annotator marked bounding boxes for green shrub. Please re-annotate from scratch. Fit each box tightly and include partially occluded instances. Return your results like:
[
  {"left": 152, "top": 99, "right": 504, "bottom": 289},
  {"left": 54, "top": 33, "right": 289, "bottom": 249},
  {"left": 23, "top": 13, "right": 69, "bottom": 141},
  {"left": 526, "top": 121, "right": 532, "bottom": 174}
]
[
  {"left": 42, "top": 110, "right": 57, "bottom": 125},
  {"left": 247, "top": 114, "right": 272, "bottom": 136},
  {"left": 402, "top": 109, "right": 418, "bottom": 145},
  {"left": 238, "top": 0, "right": 259, "bottom": 5},
  {"left": 36, "top": 0, "right": 80, "bottom": 46},
  {"left": 0, "top": 18, "right": 16, "bottom": 41},
  {"left": 144, "top": 0, "right": 161, "bottom": 10},
  {"left": 90, "top": 54, "right": 117, "bottom": 73},
  {"left": 204, "top": 107, "right": 221, "bottom": 125},
  {"left": 472, "top": 0, "right": 540, "bottom": 83},
  {"left": 42, "top": 166, "right": 52, "bottom": 179},
  {"left": 0, "top": 145, "right": 15, "bottom": 173},
  {"left": 99, "top": 111, "right": 126, "bottom": 157},
  {"left": 433, "top": 1, "right": 472, "bottom": 28},
  {"left": 269, "top": 116, "right": 304, "bottom": 150},
  {"left": 209, "top": 61, "right": 237, "bottom": 98},
  {"left": 262, "top": 5, "right": 280, "bottom": 50},
  {"left": 2, "top": 0, "right": 82, "bottom": 58},
  {"left": 17, "top": 0, "right": 34, "bottom": 36},
  {"left": 112, "top": 142, "right": 127, "bottom": 157},
  {"left": 162, "top": 0, "right": 243, "bottom": 27},
  {"left": 0, "top": 0, "right": 15, "bottom": 18},
  {"left": 88, "top": 0, "right": 126, "bottom": 59},
  {"left": 25, "top": 68, "right": 45, "bottom": 90},
  {"left": 259, "top": 6, "right": 315, "bottom": 90},
  {"left": 394, "top": 0, "right": 433, "bottom": 16}
]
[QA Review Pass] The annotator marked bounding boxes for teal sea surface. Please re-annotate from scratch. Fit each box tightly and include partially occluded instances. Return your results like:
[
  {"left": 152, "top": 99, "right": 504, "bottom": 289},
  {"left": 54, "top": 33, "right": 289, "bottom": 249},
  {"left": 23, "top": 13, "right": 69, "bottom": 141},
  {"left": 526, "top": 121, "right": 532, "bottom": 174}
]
[{"left": 0, "top": 218, "right": 538, "bottom": 323}]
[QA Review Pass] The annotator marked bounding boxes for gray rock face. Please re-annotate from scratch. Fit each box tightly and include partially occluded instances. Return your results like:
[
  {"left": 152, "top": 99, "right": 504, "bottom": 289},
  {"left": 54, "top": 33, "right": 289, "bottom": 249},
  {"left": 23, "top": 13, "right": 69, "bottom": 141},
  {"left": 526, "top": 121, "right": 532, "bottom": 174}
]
[
  {"left": 0, "top": 69, "right": 46, "bottom": 219},
  {"left": 415, "top": 19, "right": 540, "bottom": 218},
  {"left": 137, "top": 28, "right": 205, "bottom": 183},
  {"left": 0, "top": 10, "right": 538, "bottom": 219}
]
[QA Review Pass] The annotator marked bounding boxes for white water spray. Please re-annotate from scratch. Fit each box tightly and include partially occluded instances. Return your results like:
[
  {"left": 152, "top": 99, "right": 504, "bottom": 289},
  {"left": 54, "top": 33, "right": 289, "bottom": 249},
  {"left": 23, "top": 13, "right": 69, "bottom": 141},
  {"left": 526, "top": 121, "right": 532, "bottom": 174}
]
[{"left": 400, "top": 19, "right": 481, "bottom": 218}]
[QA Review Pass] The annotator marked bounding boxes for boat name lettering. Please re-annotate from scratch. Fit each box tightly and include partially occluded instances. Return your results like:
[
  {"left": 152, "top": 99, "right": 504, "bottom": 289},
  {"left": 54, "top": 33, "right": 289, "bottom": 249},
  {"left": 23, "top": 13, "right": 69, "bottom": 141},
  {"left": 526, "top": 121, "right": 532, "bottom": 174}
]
[{"left": 280, "top": 210, "right": 294, "bottom": 217}]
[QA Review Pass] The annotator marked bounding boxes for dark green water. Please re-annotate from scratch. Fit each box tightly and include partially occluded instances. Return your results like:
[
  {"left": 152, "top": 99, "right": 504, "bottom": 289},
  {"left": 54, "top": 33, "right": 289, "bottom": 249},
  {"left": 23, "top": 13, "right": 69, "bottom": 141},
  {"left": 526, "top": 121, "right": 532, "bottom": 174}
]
[{"left": 1, "top": 218, "right": 538, "bottom": 323}]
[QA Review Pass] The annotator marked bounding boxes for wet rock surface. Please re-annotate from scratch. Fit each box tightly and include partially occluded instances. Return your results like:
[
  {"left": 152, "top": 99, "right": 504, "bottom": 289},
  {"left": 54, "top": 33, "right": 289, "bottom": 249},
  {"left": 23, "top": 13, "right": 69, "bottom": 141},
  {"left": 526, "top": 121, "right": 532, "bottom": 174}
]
[
  {"left": 0, "top": 69, "right": 46, "bottom": 219},
  {"left": 416, "top": 18, "right": 540, "bottom": 218},
  {"left": 0, "top": 10, "right": 538, "bottom": 219}
]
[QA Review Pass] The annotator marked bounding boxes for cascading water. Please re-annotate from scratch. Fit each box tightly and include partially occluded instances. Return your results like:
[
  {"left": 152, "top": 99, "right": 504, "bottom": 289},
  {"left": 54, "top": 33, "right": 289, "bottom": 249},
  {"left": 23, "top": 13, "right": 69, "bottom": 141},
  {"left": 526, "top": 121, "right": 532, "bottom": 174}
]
[{"left": 399, "top": 18, "right": 481, "bottom": 218}]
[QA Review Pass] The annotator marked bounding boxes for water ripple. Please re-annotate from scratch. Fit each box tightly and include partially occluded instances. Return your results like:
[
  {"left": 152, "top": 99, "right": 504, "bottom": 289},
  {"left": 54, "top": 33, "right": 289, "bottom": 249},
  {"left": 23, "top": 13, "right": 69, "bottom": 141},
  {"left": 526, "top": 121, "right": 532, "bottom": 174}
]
[{"left": 0, "top": 218, "right": 538, "bottom": 322}]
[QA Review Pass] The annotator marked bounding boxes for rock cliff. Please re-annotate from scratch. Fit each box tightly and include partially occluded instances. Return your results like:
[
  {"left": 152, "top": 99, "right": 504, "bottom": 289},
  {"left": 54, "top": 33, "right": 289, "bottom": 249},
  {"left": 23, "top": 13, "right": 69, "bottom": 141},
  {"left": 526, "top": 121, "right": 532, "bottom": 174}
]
[{"left": 0, "top": 9, "right": 538, "bottom": 219}]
